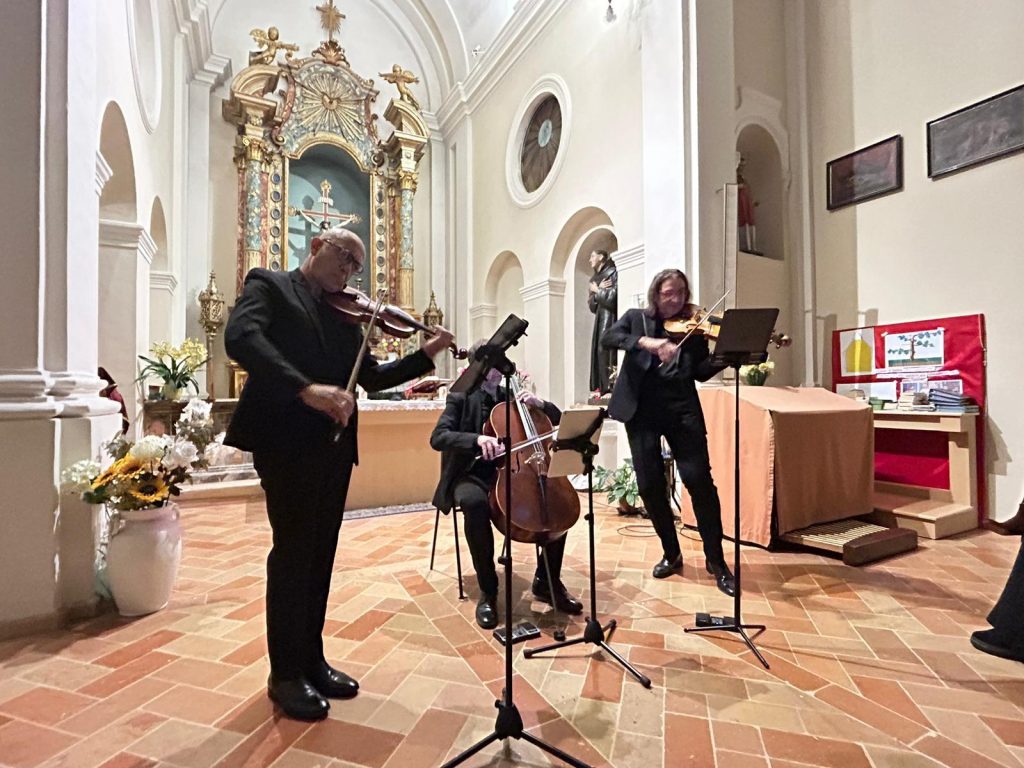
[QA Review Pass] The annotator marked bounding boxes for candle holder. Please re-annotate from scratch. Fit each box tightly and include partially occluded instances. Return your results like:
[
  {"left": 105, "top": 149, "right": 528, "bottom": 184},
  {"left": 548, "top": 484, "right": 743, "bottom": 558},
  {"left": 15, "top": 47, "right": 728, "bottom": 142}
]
[{"left": 197, "top": 272, "right": 226, "bottom": 400}]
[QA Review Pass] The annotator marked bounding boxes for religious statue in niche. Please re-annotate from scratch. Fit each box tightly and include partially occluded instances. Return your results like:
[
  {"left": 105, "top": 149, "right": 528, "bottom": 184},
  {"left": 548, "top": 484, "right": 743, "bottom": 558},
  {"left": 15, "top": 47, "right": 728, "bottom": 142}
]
[
  {"left": 380, "top": 65, "right": 421, "bottom": 111},
  {"left": 248, "top": 27, "right": 299, "bottom": 66},
  {"left": 587, "top": 249, "right": 618, "bottom": 394},
  {"left": 737, "top": 155, "right": 761, "bottom": 255}
]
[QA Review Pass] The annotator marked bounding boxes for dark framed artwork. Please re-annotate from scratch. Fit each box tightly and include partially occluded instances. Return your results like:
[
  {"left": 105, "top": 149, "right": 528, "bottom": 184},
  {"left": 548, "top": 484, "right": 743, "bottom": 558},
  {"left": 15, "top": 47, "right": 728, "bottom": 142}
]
[
  {"left": 927, "top": 83, "right": 1024, "bottom": 179},
  {"left": 826, "top": 135, "right": 903, "bottom": 211}
]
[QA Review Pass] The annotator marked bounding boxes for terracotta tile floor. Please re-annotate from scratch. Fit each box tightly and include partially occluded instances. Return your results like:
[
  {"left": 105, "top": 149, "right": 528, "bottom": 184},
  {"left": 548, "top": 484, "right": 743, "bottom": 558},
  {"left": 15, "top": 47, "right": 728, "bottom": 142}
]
[{"left": 2, "top": 495, "right": 1023, "bottom": 768}]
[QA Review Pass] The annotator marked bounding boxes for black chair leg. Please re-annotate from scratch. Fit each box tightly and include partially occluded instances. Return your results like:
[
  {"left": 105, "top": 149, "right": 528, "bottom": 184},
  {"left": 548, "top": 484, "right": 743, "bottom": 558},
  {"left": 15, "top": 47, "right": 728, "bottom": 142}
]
[
  {"left": 452, "top": 506, "right": 465, "bottom": 600},
  {"left": 430, "top": 507, "right": 441, "bottom": 571}
]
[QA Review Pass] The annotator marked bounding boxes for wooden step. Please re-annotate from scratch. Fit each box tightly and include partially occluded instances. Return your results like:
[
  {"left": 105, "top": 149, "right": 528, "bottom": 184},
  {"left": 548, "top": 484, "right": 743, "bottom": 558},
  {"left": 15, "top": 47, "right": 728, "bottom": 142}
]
[
  {"left": 781, "top": 518, "right": 918, "bottom": 565},
  {"left": 869, "top": 489, "right": 976, "bottom": 539}
]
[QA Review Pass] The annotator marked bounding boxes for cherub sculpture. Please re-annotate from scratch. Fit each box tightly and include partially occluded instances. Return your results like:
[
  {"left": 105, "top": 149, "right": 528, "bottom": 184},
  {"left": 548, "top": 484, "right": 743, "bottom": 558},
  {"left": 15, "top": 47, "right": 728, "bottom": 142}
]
[
  {"left": 379, "top": 64, "right": 421, "bottom": 111},
  {"left": 249, "top": 27, "right": 299, "bottom": 66}
]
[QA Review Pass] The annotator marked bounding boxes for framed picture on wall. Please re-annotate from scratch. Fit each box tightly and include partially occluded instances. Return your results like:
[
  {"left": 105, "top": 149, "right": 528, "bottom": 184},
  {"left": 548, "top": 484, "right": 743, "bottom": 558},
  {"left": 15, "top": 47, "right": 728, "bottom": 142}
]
[
  {"left": 826, "top": 135, "right": 903, "bottom": 211},
  {"left": 927, "top": 83, "right": 1024, "bottom": 179}
]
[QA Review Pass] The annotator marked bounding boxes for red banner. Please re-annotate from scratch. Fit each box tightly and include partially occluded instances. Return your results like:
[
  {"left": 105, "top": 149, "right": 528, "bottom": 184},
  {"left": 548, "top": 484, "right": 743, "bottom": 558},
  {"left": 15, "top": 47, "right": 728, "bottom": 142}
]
[{"left": 832, "top": 314, "right": 986, "bottom": 520}]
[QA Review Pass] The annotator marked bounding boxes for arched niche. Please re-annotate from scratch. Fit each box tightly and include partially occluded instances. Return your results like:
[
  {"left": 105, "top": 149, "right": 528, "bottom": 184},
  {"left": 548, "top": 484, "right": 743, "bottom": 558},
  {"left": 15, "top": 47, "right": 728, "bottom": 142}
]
[
  {"left": 99, "top": 101, "right": 137, "bottom": 222},
  {"left": 736, "top": 123, "right": 784, "bottom": 261},
  {"left": 148, "top": 197, "right": 172, "bottom": 349},
  {"left": 483, "top": 250, "right": 525, "bottom": 367},
  {"left": 566, "top": 227, "right": 617, "bottom": 405},
  {"left": 149, "top": 197, "right": 168, "bottom": 270}
]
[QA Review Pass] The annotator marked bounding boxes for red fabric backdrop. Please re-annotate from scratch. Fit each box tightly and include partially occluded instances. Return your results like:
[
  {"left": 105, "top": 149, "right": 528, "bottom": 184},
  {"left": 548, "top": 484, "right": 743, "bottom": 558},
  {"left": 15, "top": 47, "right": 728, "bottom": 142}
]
[{"left": 832, "top": 314, "right": 986, "bottom": 521}]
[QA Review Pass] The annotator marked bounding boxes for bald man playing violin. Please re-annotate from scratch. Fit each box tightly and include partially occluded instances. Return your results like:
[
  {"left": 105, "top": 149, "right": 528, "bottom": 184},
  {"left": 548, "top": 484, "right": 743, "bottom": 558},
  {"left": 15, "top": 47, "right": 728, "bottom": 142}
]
[
  {"left": 430, "top": 341, "right": 584, "bottom": 629},
  {"left": 601, "top": 268, "right": 736, "bottom": 597},
  {"left": 225, "top": 227, "right": 454, "bottom": 721}
]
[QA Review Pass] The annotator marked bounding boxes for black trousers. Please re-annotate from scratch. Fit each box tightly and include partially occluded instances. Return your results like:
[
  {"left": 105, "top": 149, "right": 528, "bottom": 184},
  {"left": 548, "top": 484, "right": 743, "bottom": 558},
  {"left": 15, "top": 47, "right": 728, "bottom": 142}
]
[
  {"left": 253, "top": 442, "right": 354, "bottom": 680},
  {"left": 626, "top": 412, "right": 726, "bottom": 566},
  {"left": 987, "top": 536, "right": 1024, "bottom": 651},
  {"left": 453, "top": 479, "right": 567, "bottom": 597}
]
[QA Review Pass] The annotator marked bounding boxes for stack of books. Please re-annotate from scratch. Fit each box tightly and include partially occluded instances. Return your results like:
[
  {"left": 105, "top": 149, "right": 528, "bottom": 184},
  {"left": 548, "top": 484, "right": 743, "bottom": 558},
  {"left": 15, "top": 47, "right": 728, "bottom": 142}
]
[
  {"left": 898, "top": 392, "right": 935, "bottom": 411},
  {"left": 928, "top": 389, "right": 980, "bottom": 413}
]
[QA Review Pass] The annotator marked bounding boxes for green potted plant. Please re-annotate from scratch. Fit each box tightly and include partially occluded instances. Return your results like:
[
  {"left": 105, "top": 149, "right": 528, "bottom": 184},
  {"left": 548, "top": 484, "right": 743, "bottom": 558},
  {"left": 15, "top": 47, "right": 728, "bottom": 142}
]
[
  {"left": 593, "top": 458, "right": 640, "bottom": 514},
  {"left": 137, "top": 338, "right": 208, "bottom": 400}
]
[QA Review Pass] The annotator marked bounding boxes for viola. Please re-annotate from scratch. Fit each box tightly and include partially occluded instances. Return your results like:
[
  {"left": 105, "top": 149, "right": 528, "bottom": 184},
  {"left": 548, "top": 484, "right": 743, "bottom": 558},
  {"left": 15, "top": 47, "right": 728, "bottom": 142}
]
[
  {"left": 322, "top": 286, "right": 468, "bottom": 359},
  {"left": 664, "top": 304, "right": 792, "bottom": 350},
  {"left": 483, "top": 381, "right": 580, "bottom": 545}
]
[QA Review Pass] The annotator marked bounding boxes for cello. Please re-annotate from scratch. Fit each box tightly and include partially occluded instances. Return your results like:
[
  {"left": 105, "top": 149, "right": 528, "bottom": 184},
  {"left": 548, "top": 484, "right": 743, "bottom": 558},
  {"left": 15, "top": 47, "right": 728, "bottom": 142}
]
[{"left": 482, "top": 380, "right": 580, "bottom": 545}]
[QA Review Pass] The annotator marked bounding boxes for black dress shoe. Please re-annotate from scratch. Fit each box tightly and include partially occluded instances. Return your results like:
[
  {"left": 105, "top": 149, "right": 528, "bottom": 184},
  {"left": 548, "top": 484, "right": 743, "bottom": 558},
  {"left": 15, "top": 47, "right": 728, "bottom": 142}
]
[
  {"left": 971, "top": 629, "right": 1024, "bottom": 663},
  {"left": 706, "top": 561, "right": 736, "bottom": 597},
  {"left": 652, "top": 554, "right": 683, "bottom": 579},
  {"left": 531, "top": 577, "right": 584, "bottom": 614},
  {"left": 308, "top": 660, "right": 360, "bottom": 699},
  {"left": 475, "top": 593, "right": 498, "bottom": 629},
  {"left": 267, "top": 676, "right": 329, "bottom": 721}
]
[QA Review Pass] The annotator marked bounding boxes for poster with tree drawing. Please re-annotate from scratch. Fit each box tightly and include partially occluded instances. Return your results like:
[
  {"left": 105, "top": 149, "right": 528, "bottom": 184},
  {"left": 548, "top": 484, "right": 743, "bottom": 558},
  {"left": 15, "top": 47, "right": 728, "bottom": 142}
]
[{"left": 883, "top": 329, "right": 944, "bottom": 368}]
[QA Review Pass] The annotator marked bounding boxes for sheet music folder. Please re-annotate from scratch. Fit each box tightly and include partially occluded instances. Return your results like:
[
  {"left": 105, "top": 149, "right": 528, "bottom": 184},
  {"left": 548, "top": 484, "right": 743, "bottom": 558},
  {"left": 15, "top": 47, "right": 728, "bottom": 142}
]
[
  {"left": 710, "top": 308, "right": 779, "bottom": 366},
  {"left": 547, "top": 406, "right": 604, "bottom": 478}
]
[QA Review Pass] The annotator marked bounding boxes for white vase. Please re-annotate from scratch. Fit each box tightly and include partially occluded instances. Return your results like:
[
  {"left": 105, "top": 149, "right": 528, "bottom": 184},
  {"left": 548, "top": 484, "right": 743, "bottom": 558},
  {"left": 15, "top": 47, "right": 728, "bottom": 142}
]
[{"left": 106, "top": 503, "right": 182, "bottom": 616}]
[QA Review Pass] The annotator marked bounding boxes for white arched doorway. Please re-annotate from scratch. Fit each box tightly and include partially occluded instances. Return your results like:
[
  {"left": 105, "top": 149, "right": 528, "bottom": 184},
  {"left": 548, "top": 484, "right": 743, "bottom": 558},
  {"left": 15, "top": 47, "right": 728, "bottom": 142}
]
[
  {"left": 98, "top": 101, "right": 151, "bottom": 432},
  {"left": 550, "top": 207, "right": 616, "bottom": 406},
  {"left": 148, "top": 197, "right": 174, "bottom": 351},
  {"left": 481, "top": 251, "right": 525, "bottom": 370}
]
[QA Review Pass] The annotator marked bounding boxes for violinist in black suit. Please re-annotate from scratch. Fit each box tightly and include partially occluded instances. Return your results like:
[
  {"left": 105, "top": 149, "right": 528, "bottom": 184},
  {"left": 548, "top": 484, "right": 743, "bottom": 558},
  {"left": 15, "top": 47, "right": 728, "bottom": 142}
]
[
  {"left": 224, "top": 227, "right": 453, "bottom": 721},
  {"left": 601, "top": 268, "right": 735, "bottom": 596},
  {"left": 430, "top": 342, "right": 583, "bottom": 629}
]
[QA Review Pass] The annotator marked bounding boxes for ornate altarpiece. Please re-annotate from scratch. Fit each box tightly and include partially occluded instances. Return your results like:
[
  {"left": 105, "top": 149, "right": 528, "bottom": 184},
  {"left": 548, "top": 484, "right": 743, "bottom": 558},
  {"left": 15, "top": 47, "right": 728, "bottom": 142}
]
[{"left": 221, "top": 14, "right": 429, "bottom": 316}]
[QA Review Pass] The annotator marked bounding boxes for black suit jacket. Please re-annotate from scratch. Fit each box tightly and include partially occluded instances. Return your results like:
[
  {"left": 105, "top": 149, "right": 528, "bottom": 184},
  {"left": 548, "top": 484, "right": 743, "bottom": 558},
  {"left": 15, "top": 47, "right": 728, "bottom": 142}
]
[
  {"left": 224, "top": 268, "right": 434, "bottom": 458},
  {"left": 601, "top": 307, "right": 725, "bottom": 425},
  {"left": 429, "top": 388, "right": 561, "bottom": 513}
]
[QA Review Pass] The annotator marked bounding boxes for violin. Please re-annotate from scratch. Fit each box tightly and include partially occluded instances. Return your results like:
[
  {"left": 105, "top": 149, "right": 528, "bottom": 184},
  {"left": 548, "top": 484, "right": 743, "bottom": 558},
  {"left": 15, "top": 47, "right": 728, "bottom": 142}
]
[
  {"left": 322, "top": 286, "right": 468, "bottom": 360},
  {"left": 483, "top": 380, "right": 580, "bottom": 545},
  {"left": 663, "top": 304, "right": 792, "bottom": 349}
]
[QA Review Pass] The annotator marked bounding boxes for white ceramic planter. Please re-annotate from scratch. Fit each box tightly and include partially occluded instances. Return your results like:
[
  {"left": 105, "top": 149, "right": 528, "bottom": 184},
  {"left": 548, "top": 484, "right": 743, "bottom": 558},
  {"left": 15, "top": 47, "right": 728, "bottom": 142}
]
[{"left": 106, "top": 503, "right": 182, "bottom": 616}]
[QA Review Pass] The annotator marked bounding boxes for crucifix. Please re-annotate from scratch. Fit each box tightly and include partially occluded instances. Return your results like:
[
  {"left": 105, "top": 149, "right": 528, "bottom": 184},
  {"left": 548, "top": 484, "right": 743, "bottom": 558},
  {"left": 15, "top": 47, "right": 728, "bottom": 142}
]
[{"left": 289, "top": 179, "right": 362, "bottom": 231}]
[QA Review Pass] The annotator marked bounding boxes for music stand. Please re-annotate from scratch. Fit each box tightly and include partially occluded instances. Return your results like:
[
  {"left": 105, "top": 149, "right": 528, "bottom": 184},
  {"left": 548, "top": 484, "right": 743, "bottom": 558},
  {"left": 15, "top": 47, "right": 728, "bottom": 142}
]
[
  {"left": 442, "top": 316, "right": 591, "bottom": 768},
  {"left": 524, "top": 408, "right": 652, "bottom": 688},
  {"left": 684, "top": 308, "right": 778, "bottom": 670}
]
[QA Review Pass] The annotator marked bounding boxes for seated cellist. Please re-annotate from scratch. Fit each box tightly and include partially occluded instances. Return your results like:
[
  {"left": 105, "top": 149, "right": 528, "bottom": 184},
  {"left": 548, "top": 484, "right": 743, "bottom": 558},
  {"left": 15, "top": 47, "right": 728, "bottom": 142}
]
[{"left": 430, "top": 341, "right": 583, "bottom": 629}]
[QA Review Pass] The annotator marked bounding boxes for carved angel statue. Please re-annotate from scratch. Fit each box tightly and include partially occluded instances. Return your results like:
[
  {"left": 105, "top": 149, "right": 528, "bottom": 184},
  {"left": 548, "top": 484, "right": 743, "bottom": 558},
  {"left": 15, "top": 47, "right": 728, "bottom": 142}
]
[
  {"left": 380, "top": 64, "right": 421, "bottom": 111},
  {"left": 249, "top": 27, "right": 299, "bottom": 66}
]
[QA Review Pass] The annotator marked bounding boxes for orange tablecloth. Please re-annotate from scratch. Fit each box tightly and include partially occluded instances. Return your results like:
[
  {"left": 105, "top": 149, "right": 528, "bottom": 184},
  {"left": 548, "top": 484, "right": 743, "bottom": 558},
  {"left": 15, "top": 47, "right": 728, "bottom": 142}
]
[{"left": 677, "top": 386, "right": 874, "bottom": 547}]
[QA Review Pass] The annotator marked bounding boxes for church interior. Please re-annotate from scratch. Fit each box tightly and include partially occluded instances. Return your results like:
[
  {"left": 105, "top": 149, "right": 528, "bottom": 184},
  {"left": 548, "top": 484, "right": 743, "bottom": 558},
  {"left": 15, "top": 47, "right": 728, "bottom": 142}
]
[{"left": 2, "top": 1, "right": 1024, "bottom": 766}]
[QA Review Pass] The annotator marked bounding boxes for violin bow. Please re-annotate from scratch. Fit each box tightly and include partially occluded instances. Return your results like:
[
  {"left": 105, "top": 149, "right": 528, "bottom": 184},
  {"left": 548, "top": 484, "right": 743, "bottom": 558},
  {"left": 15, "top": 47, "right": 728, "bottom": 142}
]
[
  {"left": 659, "top": 290, "right": 731, "bottom": 367},
  {"left": 332, "top": 289, "right": 388, "bottom": 444}
]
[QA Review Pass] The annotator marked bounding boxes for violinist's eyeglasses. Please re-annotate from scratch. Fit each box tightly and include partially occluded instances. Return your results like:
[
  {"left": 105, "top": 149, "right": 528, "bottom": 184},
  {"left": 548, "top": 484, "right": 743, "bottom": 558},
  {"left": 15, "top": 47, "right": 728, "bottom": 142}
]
[{"left": 326, "top": 244, "right": 364, "bottom": 272}]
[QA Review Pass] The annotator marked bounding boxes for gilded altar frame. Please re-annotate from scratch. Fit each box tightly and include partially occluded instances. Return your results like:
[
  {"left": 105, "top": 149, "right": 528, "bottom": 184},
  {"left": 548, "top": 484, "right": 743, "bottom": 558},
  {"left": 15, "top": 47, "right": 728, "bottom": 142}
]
[{"left": 221, "top": 36, "right": 429, "bottom": 314}]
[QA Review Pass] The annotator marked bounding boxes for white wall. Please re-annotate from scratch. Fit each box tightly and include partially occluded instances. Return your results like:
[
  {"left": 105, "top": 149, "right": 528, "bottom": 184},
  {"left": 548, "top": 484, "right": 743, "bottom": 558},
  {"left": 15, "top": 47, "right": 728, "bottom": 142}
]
[
  {"left": 804, "top": 0, "right": 1024, "bottom": 519},
  {"left": 467, "top": 0, "right": 644, "bottom": 396}
]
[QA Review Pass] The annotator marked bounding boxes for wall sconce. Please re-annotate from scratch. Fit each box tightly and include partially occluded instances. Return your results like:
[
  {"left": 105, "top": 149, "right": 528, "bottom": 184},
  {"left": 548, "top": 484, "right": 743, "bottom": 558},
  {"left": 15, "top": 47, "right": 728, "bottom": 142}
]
[{"left": 605, "top": 0, "right": 616, "bottom": 23}]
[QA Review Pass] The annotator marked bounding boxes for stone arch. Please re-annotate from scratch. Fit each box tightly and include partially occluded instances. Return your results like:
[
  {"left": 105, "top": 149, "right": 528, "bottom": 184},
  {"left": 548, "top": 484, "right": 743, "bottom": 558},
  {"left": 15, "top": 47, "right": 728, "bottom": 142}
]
[
  {"left": 148, "top": 197, "right": 173, "bottom": 350},
  {"left": 549, "top": 206, "right": 614, "bottom": 279},
  {"left": 98, "top": 101, "right": 137, "bottom": 222}
]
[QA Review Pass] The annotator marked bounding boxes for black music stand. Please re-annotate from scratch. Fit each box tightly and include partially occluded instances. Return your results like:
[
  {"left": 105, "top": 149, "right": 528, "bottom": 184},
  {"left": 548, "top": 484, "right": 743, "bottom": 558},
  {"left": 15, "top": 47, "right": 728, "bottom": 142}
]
[
  {"left": 684, "top": 308, "right": 778, "bottom": 670},
  {"left": 443, "top": 316, "right": 591, "bottom": 768},
  {"left": 524, "top": 408, "right": 652, "bottom": 688}
]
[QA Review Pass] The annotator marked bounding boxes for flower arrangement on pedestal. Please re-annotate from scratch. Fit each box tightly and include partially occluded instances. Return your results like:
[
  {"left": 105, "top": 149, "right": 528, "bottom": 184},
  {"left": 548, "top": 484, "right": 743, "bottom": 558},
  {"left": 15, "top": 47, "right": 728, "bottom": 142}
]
[
  {"left": 60, "top": 399, "right": 215, "bottom": 615},
  {"left": 137, "top": 338, "right": 207, "bottom": 400},
  {"left": 740, "top": 360, "right": 775, "bottom": 386}
]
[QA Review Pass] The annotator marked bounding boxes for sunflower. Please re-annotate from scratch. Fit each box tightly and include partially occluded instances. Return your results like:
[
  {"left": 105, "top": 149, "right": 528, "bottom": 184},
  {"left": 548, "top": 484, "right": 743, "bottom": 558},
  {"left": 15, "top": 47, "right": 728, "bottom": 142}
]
[
  {"left": 91, "top": 456, "right": 144, "bottom": 490},
  {"left": 128, "top": 475, "right": 169, "bottom": 505}
]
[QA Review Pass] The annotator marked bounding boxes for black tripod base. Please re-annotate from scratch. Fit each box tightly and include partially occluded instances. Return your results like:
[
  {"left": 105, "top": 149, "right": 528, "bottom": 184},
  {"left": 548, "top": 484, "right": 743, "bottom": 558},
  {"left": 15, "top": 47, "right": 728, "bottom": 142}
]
[
  {"left": 524, "top": 617, "right": 653, "bottom": 689},
  {"left": 685, "top": 622, "right": 770, "bottom": 669},
  {"left": 440, "top": 699, "right": 593, "bottom": 768}
]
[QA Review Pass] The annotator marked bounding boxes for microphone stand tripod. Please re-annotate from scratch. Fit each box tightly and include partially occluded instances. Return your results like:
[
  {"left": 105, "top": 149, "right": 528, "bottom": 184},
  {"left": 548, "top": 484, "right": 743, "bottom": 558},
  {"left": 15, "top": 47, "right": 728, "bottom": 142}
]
[
  {"left": 442, "top": 354, "right": 591, "bottom": 768},
  {"left": 524, "top": 408, "right": 652, "bottom": 688}
]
